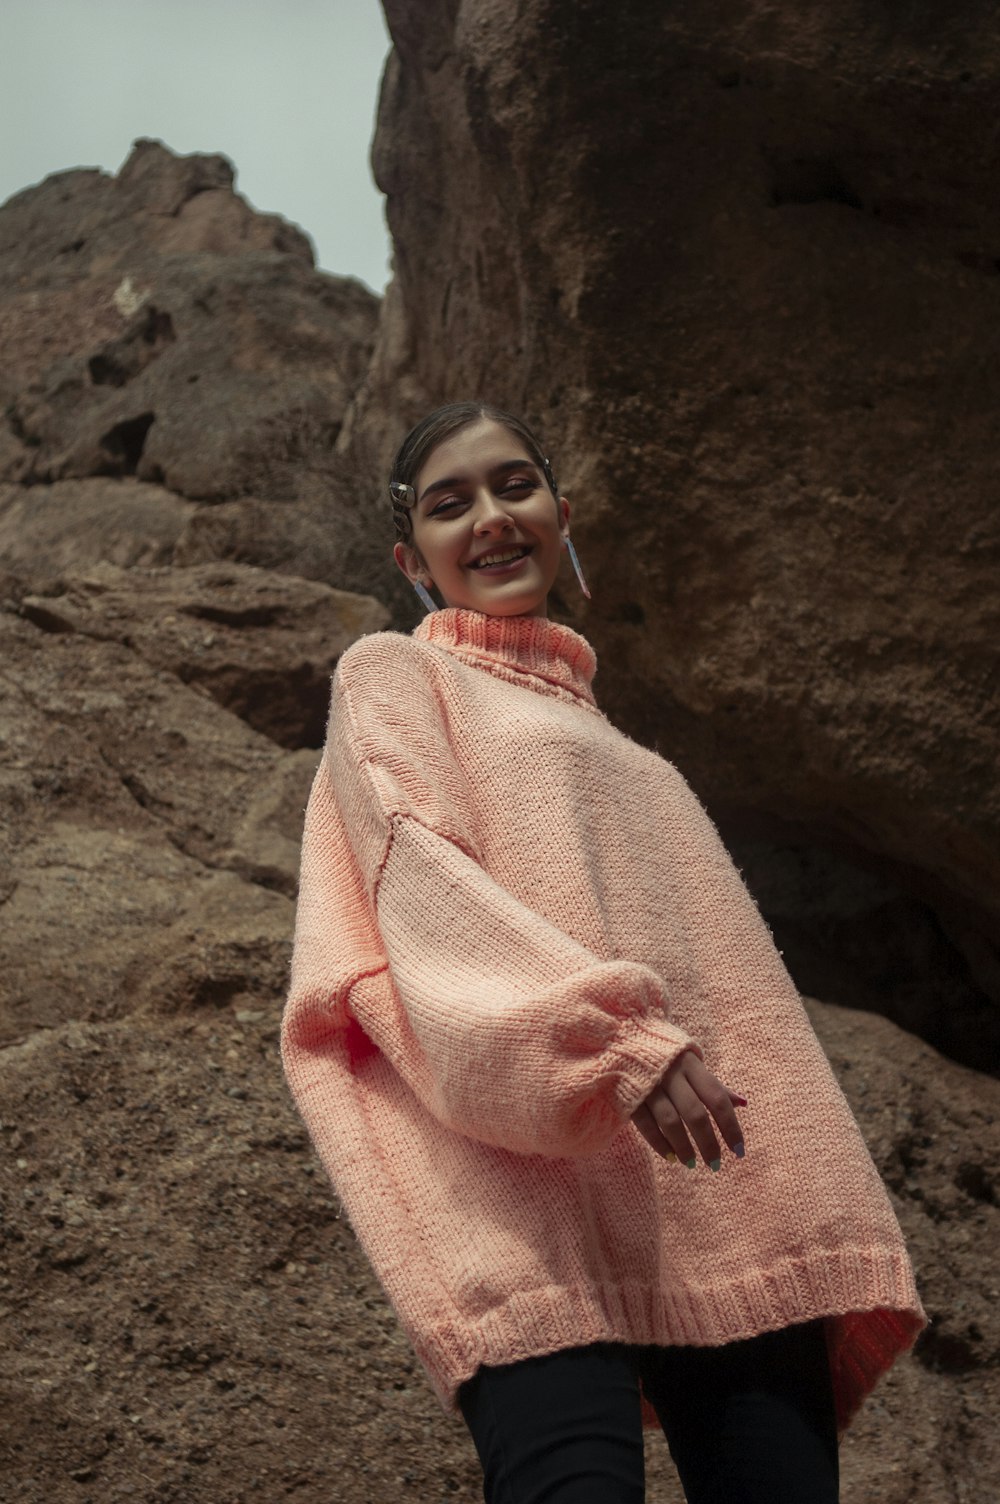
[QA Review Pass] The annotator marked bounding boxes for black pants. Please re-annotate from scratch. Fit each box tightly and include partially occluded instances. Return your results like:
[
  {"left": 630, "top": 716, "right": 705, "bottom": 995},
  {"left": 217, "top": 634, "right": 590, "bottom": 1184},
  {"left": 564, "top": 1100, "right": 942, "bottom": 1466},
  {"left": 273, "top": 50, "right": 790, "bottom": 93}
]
[{"left": 457, "top": 1319, "right": 839, "bottom": 1504}]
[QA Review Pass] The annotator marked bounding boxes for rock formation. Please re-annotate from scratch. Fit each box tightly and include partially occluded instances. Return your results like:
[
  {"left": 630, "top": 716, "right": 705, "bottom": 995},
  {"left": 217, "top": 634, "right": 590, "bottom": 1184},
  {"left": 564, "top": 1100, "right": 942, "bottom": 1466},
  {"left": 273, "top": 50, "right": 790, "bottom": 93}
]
[
  {"left": 1, "top": 1, "right": 999, "bottom": 1492},
  {"left": 0, "top": 137, "right": 386, "bottom": 590},
  {"left": 2, "top": 997, "right": 995, "bottom": 1504},
  {"left": 349, "top": 0, "right": 1000, "bottom": 1074}
]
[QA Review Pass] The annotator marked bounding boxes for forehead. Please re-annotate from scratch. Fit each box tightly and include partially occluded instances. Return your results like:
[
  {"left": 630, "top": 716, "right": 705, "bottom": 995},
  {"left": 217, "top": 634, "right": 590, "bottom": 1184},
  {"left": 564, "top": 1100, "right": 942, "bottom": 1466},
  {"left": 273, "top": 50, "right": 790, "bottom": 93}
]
[{"left": 416, "top": 418, "right": 534, "bottom": 486}]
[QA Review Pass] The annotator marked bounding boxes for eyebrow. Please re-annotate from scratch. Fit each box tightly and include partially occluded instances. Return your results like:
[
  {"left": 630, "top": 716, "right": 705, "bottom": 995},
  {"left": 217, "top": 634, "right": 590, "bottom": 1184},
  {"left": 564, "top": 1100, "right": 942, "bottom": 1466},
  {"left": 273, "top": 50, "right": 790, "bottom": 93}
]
[{"left": 417, "top": 458, "right": 541, "bottom": 507}]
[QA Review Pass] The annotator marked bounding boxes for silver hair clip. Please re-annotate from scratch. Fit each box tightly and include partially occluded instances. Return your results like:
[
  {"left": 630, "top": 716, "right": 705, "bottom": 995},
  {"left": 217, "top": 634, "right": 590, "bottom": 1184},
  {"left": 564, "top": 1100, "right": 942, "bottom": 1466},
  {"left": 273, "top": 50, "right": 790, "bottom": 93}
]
[{"left": 389, "top": 480, "right": 415, "bottom": 507}]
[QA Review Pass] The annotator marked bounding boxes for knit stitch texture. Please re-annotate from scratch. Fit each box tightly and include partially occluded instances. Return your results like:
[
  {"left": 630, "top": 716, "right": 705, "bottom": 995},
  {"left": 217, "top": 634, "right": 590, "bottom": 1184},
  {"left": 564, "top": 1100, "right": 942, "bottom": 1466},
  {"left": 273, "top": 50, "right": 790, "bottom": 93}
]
[{"left": 281, "top": 606, "right": 927, "bottom": 1434}]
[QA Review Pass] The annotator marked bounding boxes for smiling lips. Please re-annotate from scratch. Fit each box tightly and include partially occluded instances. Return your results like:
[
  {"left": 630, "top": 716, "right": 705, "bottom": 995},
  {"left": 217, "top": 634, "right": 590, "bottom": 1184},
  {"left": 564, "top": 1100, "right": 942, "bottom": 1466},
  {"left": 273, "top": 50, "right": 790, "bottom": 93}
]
[{"left": 470, "top": 546, "right": 531, "bottom": 569}]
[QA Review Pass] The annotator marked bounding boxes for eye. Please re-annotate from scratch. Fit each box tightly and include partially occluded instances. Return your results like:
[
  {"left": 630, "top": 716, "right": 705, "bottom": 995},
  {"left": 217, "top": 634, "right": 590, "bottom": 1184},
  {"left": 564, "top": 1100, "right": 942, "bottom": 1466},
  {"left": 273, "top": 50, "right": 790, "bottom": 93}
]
[{"left": 428, "top": 475, "right": 537, "bottom": 515}]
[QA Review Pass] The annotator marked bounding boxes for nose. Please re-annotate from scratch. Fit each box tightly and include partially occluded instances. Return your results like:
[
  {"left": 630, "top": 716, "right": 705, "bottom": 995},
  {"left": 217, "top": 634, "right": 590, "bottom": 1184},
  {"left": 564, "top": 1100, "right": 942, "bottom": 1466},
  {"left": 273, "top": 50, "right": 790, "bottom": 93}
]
[{"left": 471, "top": 486, "right": 516, "bottom": 533}]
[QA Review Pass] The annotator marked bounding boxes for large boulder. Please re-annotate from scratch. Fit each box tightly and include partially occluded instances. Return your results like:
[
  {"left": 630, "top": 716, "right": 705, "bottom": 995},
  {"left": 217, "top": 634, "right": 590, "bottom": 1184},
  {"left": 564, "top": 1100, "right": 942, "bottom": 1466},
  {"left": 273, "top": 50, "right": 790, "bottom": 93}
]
[
  {"left": 0, "top": 477, "right": 194, "bottom": 576},
  {"left": 0, "top": 569, "right": 388, "bottom": 1047},
  {"left": 17, "top": 559, "right": 387, "bottom": 749},
  {"left": 341, "top": 0, "right": 1000, "bottom": 1071},
  {"left": 0, "top": 138, "right": 375, "bottom": 495}
]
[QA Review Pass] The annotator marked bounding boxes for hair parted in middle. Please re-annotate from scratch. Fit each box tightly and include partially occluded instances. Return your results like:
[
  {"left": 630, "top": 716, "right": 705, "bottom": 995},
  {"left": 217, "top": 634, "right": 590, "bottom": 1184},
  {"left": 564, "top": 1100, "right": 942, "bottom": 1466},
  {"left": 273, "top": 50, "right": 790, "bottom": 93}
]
[{"left": 388, "top": 402, "right": 559, "bottom": 545}]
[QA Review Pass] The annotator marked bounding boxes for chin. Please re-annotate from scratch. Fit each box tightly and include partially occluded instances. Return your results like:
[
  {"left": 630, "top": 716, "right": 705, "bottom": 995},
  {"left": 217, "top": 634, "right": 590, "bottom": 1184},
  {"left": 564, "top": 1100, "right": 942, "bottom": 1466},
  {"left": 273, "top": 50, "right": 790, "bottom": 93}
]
[
  {"left": 444, "top": 569, "right": 555, "bottom": 617},
  {"left": 475, "top": 583, "right": 547, "bottom": 613}
]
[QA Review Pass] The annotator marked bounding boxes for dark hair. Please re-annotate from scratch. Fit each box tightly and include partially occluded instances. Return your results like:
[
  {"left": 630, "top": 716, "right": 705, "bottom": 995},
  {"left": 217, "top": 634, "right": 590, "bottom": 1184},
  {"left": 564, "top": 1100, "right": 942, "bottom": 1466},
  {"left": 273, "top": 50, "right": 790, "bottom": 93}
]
[{"left": 389, "top": 402, "right": 558, "bottom": 545}]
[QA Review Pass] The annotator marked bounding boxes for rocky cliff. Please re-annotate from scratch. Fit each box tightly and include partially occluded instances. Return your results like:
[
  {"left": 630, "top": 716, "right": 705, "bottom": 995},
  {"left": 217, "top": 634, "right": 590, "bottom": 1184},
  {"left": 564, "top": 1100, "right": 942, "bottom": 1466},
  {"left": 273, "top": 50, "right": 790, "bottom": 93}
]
[{"left": 351, "top": 0, "right": 1000, "bottom": 1075}]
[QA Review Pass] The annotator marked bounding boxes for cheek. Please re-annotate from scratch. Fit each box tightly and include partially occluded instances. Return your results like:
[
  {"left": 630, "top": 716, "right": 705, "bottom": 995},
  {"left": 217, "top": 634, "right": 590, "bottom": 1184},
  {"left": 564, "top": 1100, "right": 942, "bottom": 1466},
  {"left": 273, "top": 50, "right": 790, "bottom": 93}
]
[
  {"left": 411, "top": 529, "right": 442, "bottom": 568},
  {"left": 537, "top": 519, "right": 562, "bottom": 555},
  {"left": 426, "top": 536, "right": 464, "bottom": 572}
]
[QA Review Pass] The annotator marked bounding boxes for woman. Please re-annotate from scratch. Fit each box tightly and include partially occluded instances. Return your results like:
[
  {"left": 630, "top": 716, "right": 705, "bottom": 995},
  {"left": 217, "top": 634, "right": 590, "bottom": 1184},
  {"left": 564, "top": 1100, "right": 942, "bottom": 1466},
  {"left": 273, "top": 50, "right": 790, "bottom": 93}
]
[{"left": 281, "top": 401, "right": 926, "bottom": 1503}]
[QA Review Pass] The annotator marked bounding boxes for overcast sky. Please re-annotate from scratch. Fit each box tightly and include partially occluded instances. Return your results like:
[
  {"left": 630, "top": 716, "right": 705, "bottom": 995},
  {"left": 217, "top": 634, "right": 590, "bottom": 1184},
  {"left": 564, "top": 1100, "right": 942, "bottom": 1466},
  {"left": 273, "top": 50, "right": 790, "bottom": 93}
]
[{"left": 0, "top": 0, "right": 393, "bottom": 292}]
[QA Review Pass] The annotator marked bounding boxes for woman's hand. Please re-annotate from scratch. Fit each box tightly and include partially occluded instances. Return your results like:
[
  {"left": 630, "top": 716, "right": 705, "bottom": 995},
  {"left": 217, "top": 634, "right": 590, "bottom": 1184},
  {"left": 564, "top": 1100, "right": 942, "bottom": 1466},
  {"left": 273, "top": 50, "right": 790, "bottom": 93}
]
[{"left": 630, "top": 1050, "right": 746, "bottom": 1170}]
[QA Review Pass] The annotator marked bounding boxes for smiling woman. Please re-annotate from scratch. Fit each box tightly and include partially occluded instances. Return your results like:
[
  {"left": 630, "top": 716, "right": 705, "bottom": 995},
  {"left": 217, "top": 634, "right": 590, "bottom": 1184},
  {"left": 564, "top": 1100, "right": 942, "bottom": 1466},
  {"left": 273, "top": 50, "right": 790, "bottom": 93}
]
[
  {"left": 388, "top": 401, "right": 588, "bottom": 618},
  {"left": 394, "top": 425, "right": 564, "bottom": 617},
  {"left": 282, "top": 397, "right": 925, "bottom": 1504}
]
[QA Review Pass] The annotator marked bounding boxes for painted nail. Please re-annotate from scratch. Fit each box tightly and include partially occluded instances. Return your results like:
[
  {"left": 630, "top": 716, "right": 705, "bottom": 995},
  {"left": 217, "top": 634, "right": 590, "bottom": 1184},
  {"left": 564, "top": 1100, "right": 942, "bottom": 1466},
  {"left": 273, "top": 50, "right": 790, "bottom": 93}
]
[
  {"left": 665, "top": 1151, "right": 677, "bottom": 1162},
  {"left": 734, "top": 1141, "right": 746, "bottom": 1159},
  {"left": 709, "top": 1158, "right": 721, "bottom": 1172},
  {"left": 685, "top": 1157, "right": 697, "bottom": 1170},
  {"left": 732, "top": 1094, "right": 748, "bottom": 1106}
]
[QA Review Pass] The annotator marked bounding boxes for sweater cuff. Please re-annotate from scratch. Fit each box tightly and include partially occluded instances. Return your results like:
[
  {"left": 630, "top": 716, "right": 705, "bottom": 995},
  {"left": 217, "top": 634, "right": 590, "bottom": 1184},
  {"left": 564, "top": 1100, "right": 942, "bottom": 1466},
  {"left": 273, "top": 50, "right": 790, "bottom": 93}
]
[{"left": 610, "top": 1016, "right": 703, "bottom": 1121}]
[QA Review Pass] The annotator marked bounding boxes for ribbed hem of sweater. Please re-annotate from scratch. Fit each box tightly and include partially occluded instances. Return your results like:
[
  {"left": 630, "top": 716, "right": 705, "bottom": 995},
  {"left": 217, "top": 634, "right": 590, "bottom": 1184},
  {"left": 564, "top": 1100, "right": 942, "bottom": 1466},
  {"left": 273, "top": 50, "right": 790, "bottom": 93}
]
[
  {"left": 411, "top": 1249, "right": 925, "bottom": 1437},
  {"left": 412, "top": 607, "right": 598, "bottom": 707}
]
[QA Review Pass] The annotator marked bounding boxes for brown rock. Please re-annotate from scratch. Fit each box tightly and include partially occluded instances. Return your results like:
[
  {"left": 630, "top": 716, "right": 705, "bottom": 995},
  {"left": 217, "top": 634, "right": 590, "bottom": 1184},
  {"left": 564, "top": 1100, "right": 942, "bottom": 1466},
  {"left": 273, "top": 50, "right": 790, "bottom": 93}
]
[
  {"left": 0, "top": 1000, "right": 995, "bottom": 1504},
  {"left": 803, "top": 997, "right": 1000, "bottom": 1500},
  {"left": 18, "top": 558, "right": 388, "bottom": 748},
  {"left": 0, "top": 138, "right": 403, "bottom": 608},
  {"left": 228, "top": 747, "right": 325, "bottom": 898},
  {"left": 0, "top": 605, "right": 286, "bottom": 1044},
  {"left": 0, "top": 477, "right": 194, "bottom": 576},
  {"left": 347, "top": 0, "right": 1000, "bottom": 1070},
  {"left": 0, "top": 565, "right": 386, "bottom": 1044},
  {"left": 171, "top": 490, "right": 389, "bottom": 589},
  {"left": 0, "top": 137, "right": 378, "bottom": 507}
]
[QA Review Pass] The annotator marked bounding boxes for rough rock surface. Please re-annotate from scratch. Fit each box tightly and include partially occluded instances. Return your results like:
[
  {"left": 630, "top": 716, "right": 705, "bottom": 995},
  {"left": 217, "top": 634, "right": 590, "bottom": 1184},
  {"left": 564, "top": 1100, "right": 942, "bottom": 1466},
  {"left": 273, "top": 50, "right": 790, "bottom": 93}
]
[
  {"left": 17, "top": 559, "right": 387, "bottom": 749},
  {"left": 0, "top": 569, "right": 386, "bottom": 1048},
  {"left": 347, "top": 0, "right": 1000, "bottom": 1072},
  {"left": 0, "top": 477, "right": 194, "bottom": 576},
  {"left": 0, "top": 138, "right": 389, "bottom": 593},
  {"left": 0, "top": 139, "right": 376, "bottom": 500},
  {"left": 1, "top": 1000, "right": 996, "bottom": 1504}
]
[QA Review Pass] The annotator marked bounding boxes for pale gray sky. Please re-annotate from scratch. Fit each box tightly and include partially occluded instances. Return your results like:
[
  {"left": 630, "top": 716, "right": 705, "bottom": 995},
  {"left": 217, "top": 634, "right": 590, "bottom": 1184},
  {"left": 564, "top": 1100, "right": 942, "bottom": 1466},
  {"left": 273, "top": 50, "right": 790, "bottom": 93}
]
[{"left": 0, "top": 0, "right": 393, "bottom": 292}]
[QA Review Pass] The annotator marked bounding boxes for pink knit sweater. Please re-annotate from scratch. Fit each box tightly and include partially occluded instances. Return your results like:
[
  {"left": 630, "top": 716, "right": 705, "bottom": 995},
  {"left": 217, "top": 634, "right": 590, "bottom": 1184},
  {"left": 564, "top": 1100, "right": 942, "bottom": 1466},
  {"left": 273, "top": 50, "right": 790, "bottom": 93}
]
[{"left": 281, "top": 607, "right": 926, "bottom": 1434}]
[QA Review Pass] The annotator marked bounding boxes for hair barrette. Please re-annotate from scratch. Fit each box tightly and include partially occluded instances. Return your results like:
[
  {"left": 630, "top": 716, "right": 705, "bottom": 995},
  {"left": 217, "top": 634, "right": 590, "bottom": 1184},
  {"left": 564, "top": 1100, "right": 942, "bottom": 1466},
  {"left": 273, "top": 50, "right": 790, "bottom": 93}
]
[{"left": 389, "top": 480, "right": 415, "bottom": 507}]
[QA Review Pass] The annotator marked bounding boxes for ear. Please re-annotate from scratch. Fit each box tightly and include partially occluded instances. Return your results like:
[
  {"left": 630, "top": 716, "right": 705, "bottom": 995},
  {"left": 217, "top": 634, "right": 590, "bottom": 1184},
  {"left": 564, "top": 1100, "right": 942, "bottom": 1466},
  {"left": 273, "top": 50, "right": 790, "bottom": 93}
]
[
  {"left": 557, "top": 494, "right": 571, "bottom": 540},
  {"left": 393, "top": 540, "right": 431, "bottom": 585}
]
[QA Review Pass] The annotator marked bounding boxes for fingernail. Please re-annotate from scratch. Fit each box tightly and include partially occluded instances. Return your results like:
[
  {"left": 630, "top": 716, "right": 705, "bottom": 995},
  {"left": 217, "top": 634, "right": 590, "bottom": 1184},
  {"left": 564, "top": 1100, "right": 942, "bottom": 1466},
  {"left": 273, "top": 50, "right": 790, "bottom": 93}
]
[
  {"left": 734, "top": 1141, "right": 745, "bottom": 1159},
  {"left": 733, "top": 1095, "right": 748, "bottom": 1106},
  {"left": 685, "top": 1157, "right": 697, "bottom": 1170},
  {"left": 665, "top": 1151, "right": 677, "bottom": 1162},
  {"left": 709, "top": 1158, "right": 721, "bottom": 1172}
]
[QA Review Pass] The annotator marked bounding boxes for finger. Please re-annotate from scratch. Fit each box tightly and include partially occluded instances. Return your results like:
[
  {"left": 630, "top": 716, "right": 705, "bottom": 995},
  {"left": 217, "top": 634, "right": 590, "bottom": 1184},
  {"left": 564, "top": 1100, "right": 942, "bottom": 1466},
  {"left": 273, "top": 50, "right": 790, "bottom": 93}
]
[
  {"left": 643, "top": 1087, "right": 698, "bottom": 1167},
  {"left": 630, "top": 1102, "right": 677, "bottom": 1162},
  {"left": 683, "top": 1060, "right": 747, "bottom": 1160},
  {"left": 663, "top": 1072, "right": 722, "bottom": 1168}
]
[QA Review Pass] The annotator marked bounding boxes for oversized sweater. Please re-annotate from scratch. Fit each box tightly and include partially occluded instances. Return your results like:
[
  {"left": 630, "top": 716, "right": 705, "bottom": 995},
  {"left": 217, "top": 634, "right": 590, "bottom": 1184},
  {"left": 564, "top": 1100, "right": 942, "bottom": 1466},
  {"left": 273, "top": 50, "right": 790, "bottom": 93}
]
[{"left": 281, "top": 606, "right": 927, "bottom": 1435}]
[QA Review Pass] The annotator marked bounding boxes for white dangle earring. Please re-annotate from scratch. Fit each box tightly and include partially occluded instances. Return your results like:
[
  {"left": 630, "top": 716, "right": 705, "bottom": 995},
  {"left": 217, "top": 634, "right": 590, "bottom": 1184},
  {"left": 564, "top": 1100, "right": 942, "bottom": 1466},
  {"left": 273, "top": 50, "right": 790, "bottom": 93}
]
[
  {"left": 413, "top": 579, "right": 439, "bottom": 613},
  {"left": 561, "top": 534, "right": 592, "bottom": 599}
]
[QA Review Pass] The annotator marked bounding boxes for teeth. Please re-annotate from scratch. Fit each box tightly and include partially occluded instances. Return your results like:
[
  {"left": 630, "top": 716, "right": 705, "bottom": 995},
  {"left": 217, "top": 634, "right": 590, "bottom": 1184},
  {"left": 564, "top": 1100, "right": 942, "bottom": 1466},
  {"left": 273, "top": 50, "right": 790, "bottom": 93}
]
[{"left": 474, "top": 547, "right": 528, "bottom": 568}]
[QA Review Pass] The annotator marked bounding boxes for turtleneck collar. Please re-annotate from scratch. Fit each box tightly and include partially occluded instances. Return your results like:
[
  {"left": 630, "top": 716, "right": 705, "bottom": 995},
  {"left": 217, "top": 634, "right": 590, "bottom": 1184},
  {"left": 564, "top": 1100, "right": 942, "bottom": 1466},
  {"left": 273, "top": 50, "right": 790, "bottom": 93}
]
[{"left": 412, "top": 608, "right": 598, "bottom": 709}]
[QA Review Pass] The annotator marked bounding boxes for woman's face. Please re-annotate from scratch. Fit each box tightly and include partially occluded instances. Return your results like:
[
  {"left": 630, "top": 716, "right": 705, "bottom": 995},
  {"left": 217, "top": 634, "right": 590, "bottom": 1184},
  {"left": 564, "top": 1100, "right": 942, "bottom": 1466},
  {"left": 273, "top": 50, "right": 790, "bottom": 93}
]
[{"left": 393, "top": 418, "right": 571, "bottom": 619}]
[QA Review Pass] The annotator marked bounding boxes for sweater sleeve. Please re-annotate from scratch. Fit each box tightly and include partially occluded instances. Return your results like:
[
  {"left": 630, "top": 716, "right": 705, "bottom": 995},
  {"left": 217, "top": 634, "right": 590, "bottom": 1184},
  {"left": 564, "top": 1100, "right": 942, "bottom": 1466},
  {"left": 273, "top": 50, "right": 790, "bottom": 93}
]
[{"left": 283, "top": 636, "right": 702, "bottom": 1160}]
